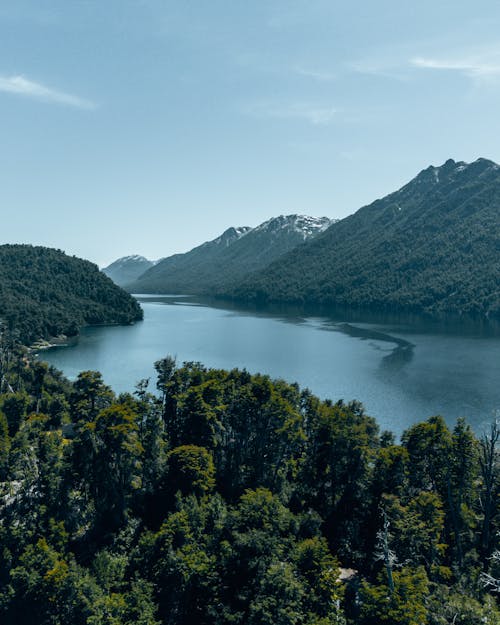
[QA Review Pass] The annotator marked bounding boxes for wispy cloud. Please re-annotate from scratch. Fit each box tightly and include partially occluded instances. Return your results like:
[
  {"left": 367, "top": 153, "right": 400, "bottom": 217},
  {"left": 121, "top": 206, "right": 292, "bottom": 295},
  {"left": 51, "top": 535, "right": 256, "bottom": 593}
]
[
  {"left": 347, "top": 59, "right": 408, "bottom": 81},
  {"left": 294, "top": 65, "right": 336, "bottom": 82},
  {"left": 246, "top": 101, "right": 337, "bottom": 125},
  {"left": 411, "top": 56, "right": 500, "bottom": 79},
  {"left": 0, "top": 75, "right": 96, "bottom": 109}
]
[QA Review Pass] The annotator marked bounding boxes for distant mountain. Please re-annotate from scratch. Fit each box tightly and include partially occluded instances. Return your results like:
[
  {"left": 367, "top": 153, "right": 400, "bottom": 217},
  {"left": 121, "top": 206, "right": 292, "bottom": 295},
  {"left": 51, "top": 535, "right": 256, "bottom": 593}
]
[
  {"left": 127, "top": 215, "right": 332, "bottom": 294},
  {"left": 0, "top": 245, "right": 143, "bottom": 344},
  {"left": 228, "top": 158, "right": 500, "bottom": 319},
  {"left": 102, "top": 255, "right": 156, "bottom": 287}
]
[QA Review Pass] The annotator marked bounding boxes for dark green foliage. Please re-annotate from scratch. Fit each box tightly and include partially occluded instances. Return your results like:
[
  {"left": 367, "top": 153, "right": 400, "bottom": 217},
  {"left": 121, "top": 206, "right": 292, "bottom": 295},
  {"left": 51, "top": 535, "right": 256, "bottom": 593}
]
[
  {"left": 0, "top": 244, "right": 142, "bottom": 344},
  {"left": 0, "top": 350, "right": 499, "bottom": 624},
  {"left": 1, "top": 391, "right": 29, "bottom": 436},
  {"left": 0, "top": 411, "right": 9, "bottom": 479},
  {"left": 228, "top": 159, "right": 500, "bottom": 320}
]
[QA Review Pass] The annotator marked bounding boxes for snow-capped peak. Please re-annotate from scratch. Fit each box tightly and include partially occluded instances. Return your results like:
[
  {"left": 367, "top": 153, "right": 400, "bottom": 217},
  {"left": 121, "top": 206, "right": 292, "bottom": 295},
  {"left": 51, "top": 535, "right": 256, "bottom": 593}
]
[
  {"left": 253, "top": 214, "right": 333, "bottom": 239},
  {"left": 208, "top": 226, "right": 252, "bottom": 248},
  {"left": 121, "top": 255, "right": 150, "bottom": 263}
]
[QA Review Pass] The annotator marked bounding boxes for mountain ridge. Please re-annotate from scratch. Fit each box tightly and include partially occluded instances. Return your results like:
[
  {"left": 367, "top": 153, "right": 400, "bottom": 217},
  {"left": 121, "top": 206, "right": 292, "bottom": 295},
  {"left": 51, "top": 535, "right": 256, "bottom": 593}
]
[
  {"left": 126, "top": 214, "right": 332, "bottom": 294},
  {"left": 224, "top": 158, "right": 500, "bottom": 319}
]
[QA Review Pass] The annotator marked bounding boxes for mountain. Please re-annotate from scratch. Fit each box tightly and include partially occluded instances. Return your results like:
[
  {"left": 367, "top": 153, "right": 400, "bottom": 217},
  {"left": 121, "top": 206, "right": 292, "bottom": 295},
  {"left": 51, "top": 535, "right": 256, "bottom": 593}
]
[
  {"left": 127, "top": 215, "right": 332, "bottom": 294},
  {"left": 102, "top": 255, "right": 156, "bottom": 287},
  {"left": 0, "top": 245, "right": 143, "bottom": 344},
  {"left": 227, "top": 158, "right": 500, "bottom": 319}
]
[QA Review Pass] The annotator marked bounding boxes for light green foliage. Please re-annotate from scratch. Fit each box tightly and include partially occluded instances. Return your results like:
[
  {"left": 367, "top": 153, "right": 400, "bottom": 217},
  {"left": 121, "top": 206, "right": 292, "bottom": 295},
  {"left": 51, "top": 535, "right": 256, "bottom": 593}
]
[
  {"left": 360, "top": 566, "right": 429, "bottom": 625},
  {"left": 167, "top": 445, "right": 216, "bottom": 497},
  {"left": 382, "top": 492, "right": 448, "bottom": 575},
  {"left": 80, "top": 402, "right": 143, "bottom": 529},
  {"left": 87, "top": 578, "right": 159, "bottom": 625},
  {"left": 427, "top": 583, "right": 500, "bottom": 625}
]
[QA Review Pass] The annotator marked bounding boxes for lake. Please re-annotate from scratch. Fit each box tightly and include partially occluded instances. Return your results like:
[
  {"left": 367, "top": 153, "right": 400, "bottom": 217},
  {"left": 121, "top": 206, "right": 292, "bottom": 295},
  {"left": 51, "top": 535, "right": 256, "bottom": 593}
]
[{"left": 40, "top": 295, "right": 500, "bottom": 436}]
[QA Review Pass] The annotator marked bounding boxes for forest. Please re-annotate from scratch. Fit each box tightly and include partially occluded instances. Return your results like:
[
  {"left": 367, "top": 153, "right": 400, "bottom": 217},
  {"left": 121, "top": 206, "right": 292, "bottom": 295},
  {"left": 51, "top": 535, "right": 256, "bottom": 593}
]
[
  {"left": 227, "top": 159, "right": 500, "bottom": 321},
  {"left": 0, "top": 324, "right": 499, "bottom": 624},
  {"left": 0, "top": 245, "right": 142, "bottom": 344}
]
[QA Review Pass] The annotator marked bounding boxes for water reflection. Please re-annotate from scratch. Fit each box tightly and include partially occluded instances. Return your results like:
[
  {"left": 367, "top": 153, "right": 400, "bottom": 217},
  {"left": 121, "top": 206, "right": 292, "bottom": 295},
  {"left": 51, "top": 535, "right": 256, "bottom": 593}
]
[{"left": 40, "top": 295, "right": 500, "bottom": 436}]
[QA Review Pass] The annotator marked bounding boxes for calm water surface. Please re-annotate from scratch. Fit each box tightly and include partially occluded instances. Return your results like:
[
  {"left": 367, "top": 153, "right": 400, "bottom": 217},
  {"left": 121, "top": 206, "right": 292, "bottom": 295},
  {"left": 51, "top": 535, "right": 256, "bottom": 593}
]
[{"left": 41, "top": 295, "right": 500, "bottom": 436}]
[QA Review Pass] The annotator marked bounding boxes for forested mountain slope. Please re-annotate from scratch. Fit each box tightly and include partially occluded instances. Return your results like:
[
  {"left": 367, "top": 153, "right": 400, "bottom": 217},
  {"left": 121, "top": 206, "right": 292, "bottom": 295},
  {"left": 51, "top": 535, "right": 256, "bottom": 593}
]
[
  {"left": 228, "top": 158, "right": 500, "bottom": 319},
  {"left": 0, "top": 245, "right": 142, "bottom": 343},
  {"left": 127, "top": 215, "right": 331, "bottom": 294},
  {"left": 102, "top": 254, "right": 155, "bottom": 287}
]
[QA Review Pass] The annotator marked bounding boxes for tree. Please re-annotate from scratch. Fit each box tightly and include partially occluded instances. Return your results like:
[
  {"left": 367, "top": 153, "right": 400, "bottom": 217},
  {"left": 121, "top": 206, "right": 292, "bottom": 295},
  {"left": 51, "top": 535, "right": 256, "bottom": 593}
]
[
  {"left": 479, "top": 421, "right": 500, "bottom": 559},
  {"left": 166, "top": 445, "right": 216, "bottom": 498},
  {"left": 71, "top": 370, "right": 114, "bottom": 424},
  {"left": 1, "top": 391, "right": 29, "bottom": 436},
  {"left": 359, "top": 566, "right": 429, "bottom": 625},
  {"left": 402, "top": 416, "right": 452, "bottom": 495},
  {"left": 74, "top": 403, "right": 143, "bottom": 531},
  {"left": 300, "top": 399, "right": 378, "bottom": 562},
  {"left": 0, "top": 410, "right": 9, "bottom": 479}
]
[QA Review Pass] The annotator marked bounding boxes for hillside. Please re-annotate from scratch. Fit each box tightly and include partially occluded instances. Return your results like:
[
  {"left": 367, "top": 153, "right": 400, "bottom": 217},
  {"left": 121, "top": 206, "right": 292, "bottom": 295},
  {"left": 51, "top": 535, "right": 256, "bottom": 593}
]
[
  {"left": 127, "top": 215, "right": 331, "bottom": 294},
  {"left": 228, "top": 158, "right": 500, "bottom": 319},
  {"left": 102, "top": 255, "right": 156, "bottom": 287},
  {"left": 0, "top": 245, "right": 143, "bottom": 344}
]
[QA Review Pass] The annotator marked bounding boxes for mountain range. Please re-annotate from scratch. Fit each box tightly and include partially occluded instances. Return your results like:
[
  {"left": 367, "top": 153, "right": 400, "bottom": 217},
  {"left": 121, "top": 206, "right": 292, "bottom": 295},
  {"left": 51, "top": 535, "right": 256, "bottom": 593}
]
[
  {"left": 104, "top": 157, "right": 500, "bottom": 320},
  {"left": 229, "top": 158, "right": 500, "bottom": 319},
  {"left": 123, "top": 215, "right": 332, "bottom": 294}
]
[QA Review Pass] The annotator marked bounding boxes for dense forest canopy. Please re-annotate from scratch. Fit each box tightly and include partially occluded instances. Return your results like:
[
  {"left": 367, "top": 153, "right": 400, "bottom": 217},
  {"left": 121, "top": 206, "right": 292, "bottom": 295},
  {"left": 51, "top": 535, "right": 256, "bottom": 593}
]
[
  {"left": 0, "top": 332, "right": 499, "bottom": 624},
  {"left": 226, "top": 158, "right": 500, "bottom": 320},
  {"left": 0, "top": 245, "right": 142, "bottom": 344}
]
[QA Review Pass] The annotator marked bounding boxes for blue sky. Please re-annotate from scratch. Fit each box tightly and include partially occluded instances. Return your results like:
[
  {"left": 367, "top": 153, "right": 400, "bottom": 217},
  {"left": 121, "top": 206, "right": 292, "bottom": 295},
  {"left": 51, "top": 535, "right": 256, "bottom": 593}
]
[{"left": 1, "top": 1, "right": 500, "bottom": 266}]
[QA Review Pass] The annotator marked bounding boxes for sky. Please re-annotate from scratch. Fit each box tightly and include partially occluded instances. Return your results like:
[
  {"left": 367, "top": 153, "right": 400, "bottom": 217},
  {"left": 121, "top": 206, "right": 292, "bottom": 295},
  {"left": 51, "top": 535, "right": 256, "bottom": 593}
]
[{"left": 2, "top": 1, "right": 500, "bottom": 266}]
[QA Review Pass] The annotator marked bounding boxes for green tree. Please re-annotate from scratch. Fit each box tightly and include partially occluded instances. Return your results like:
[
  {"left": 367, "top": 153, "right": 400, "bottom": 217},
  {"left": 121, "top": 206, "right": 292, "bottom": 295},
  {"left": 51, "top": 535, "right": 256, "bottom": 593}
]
[
  {"left": 75, "top": 403, "right": 143, "bottom": 531},
  {"left": 360, "top": 566, "right": 429, "bottom": 625},
  {"left": 1, "top": 391, "right": 29, "bottom": 436},
  {"left": 166, "top": 445, "right": 216, "bottom": 498},
  {"left": 0, "top": 411, "right": 9, "bottom": 479},
  {"left": 71, "top": 370, "right": 114, "bottom": 423}
]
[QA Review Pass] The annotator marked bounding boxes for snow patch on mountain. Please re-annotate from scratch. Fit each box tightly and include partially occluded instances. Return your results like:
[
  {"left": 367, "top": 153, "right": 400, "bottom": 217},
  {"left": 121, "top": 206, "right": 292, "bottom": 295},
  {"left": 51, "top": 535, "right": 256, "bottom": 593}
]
[{"left": 253, "top": 214, "right": 333, "bottom": 240}]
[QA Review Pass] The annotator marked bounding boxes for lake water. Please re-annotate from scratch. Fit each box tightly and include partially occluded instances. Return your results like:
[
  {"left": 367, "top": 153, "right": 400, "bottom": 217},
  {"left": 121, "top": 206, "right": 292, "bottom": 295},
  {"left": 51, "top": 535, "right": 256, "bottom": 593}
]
[{"left": 40, "top": 295, "right": 500, "bottom": 436}]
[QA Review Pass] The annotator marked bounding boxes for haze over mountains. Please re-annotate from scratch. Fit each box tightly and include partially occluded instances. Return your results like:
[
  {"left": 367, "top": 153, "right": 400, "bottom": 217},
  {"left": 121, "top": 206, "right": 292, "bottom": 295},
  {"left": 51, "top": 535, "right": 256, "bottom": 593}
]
[
  {"left": 102, "top": 255, "right": 156, "bottom": 287},
  {"left": 123, "top": 215, "right": 332, "bottom": 294}
]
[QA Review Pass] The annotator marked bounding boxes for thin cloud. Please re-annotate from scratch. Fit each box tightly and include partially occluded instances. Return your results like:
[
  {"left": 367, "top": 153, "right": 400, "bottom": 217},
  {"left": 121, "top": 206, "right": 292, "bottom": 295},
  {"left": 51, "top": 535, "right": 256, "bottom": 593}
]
[
  {"left": 246, "top": 101, "right": 337, "bottom": 125},
  {"left": 0, "top": 75, "right": 96, "bottom": 109},
  {"left": 294, "top": 65, "right": 336, "bottom": 82},
  {"left": 411, "top": 56, "right": 500, "bottom": 79},
  {"left": 347, "top": 59, "right": 408, "bottom": 81}
]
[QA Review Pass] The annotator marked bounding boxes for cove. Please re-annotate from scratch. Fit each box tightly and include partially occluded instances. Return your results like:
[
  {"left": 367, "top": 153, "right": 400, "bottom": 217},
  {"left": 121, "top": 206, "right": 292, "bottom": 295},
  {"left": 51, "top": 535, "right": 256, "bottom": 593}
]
[{"left": 40, "top": 295, "right": 500, "bottom": 436}]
